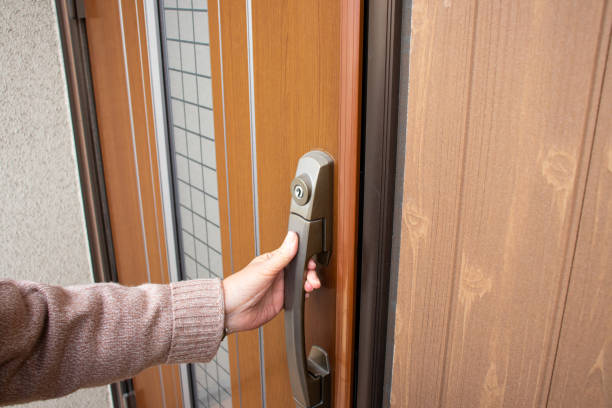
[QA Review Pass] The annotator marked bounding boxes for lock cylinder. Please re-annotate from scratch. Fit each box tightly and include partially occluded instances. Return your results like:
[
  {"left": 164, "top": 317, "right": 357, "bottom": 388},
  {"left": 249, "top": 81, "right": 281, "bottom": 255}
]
[{"left": 290, "top": 175, "right": 311, "bottom": 206}]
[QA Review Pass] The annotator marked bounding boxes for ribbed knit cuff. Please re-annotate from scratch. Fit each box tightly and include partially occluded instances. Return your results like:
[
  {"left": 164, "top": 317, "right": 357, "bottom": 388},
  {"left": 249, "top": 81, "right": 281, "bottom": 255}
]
[{"left": 166, "top": 279, "right": 225, "bottom": 364}]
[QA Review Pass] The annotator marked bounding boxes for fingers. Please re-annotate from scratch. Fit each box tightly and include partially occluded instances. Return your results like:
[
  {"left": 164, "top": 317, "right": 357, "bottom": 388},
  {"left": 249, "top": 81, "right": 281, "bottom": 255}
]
[
  {"left": 263, "top": 232, "right": 299, "bottom": 272},
  {"left": 304, "top": 269, "right": 320, "bottom": 293}
]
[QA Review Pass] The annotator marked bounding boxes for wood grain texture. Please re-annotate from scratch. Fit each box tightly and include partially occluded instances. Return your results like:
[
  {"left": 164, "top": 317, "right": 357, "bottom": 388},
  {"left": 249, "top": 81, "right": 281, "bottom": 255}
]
[
  {"left": 251, "top": 1, "right": 361, "bottom": 406},
  {"left": 87, "top": 0, "right": 360, "bottom": 406},
  {"left": 210, "top": 1, "right": 263, "bottom": 406},
  {"left": 548, "top": 33, "right": 612, "bottom": 407},
  {"left": 85, "top": 0, "right": 181, "bottom": 405},
  {"left": 207, "top": 2, "right": 240, "bottom": 407},
  {"left": 244, "top": 1, "right": 361, "bottom": 407},
  {"left": 391, "top": 1, "right": 612, "bottom": 406},
  {"left": 336, "top": 0, "right": 363, "bottom": 406},
  {"left": 250, "top": 1, "right": 341, "bottom": 406},
  {"left": 390, "top": 1, "right": 478, "bottom": 405}
]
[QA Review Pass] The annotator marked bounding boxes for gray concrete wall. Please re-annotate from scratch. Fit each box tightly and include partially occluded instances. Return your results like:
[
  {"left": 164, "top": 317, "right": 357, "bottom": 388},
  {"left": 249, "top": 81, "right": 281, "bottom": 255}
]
[{"left": 0, "top": 1, "right": 110, "bottom": 406}]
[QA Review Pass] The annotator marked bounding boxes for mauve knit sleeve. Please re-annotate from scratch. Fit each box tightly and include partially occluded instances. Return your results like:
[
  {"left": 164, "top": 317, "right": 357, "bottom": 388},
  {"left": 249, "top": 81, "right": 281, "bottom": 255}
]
[{"left": 0, "top": 279, "right": 224, "bottom": 405}]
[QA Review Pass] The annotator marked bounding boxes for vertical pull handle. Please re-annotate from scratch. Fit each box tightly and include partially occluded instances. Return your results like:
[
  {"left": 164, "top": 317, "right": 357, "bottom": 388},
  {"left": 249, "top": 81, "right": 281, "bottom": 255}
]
[{"left": 284, "top": 151, "right": 333, "bottom": 408}]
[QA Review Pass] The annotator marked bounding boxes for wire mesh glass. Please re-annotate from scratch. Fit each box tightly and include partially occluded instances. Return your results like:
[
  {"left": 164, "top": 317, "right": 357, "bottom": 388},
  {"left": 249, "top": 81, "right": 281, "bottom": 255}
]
[{"left": 160, "top": 0, "right": 232, "bottom": 406}]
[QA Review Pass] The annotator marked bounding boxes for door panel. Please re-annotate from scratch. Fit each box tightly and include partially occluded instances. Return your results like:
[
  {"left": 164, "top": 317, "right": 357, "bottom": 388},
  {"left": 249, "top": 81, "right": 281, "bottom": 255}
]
[
  {"left": 207, "top": 0, "right": 362, "bottom": 405},
  {"left": 85, "top": 0, "right": 362, "bottom": 406},
  {"left": 209, "top": 1, "right": 264, "bottom": 406},
  {"left": 390, "top": 1, "right": 612, "bottom": 406},
  {"left": 251, "top": 2, "right": 340, "bottom": 406},
  {"left": 84, "top": 0, "right": 183, "bottom": 406}
]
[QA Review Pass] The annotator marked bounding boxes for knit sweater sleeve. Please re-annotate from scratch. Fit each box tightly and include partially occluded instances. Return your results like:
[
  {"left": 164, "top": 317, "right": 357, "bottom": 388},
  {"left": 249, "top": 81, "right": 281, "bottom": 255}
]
[{"left": 0, "top": 279, "right": 224, "bottom": 405}]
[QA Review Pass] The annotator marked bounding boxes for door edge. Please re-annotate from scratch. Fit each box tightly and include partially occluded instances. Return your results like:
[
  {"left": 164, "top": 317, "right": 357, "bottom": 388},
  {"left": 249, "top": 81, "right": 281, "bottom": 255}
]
[
  {"left": 54, "top": 0, "right": 124, "bottom": 406},
  {"left": 355, "top": 0, "right": 405, "bottom": 406}
]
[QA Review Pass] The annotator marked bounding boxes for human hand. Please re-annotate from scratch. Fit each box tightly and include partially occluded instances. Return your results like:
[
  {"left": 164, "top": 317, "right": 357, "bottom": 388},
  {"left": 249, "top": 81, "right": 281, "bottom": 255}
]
[{"left": 222, "top": 231, "right": 321, "bottom": 333}]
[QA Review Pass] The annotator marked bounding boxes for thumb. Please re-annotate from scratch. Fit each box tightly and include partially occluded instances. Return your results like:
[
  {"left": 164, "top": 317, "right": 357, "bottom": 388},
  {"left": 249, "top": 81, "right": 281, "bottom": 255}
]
[{"left": 264, "top": 231, "right": 298, "bottom": 271}]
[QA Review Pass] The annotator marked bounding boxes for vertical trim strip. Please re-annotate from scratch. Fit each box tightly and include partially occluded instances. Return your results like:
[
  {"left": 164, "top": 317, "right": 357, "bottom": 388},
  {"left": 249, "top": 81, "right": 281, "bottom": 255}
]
[
  {"left": 142, "top": 0, "right": 191, "bottom": 406},
  {"left": 216, "top": 0, "right": 243, "bottom": 405},
  {"left": 337, "top": 0, "right": 363, "bottom": 406},
  {"left": 356, "top": 0, "right": 404, "bottom": 406},
  {"left": 245, "top": 1, "right": 261, "bottom": 257},
  {"left": 54, "top": 0, "right": 119, "bottom": 285},
  {"left": 134, "top": 0, "right": 165, "bottom": 285},
  {"left": 143, "top": 0, "right": 180, "bottom": 284},
  {"left": 117, "top": 0, "right": 166, "bottom": 404},
  {"left": 117, "top": 0, "right": 152, "bottom": 285},
  {"left": 245, "top": 0, "right": 266, "bottom": 406}
]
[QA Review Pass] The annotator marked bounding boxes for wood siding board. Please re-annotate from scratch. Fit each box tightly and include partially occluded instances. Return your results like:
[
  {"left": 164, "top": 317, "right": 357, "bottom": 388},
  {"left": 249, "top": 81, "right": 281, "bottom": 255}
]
[
  {"left": 548, "top": 24, "right": 612, "bottom": 408},
  {"left": 390, "top": 1, "right": 478, "bottom": 405},
  {"left": 392, "top": 1, "right": 612, "bottom": 406},
  {"left": 444, "top": 2, "right": 611, "bottom": 406}
]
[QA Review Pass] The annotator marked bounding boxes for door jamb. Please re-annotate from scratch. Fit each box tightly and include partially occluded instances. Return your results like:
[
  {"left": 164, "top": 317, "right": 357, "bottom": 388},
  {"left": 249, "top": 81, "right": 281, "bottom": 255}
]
[
  {"left": 55, "top": 0, "right": 117, "bottom": 285},
  {"left": 355, "top": 0, "right": 404, "bottom": 406},
  {"left": 54, "top": 1, "right": 129, "bottom": 406}
]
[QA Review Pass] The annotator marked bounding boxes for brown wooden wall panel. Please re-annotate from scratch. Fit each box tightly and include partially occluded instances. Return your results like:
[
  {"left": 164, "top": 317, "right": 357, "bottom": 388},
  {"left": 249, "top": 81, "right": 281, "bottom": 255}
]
[
  {"left": 548, "top": 36, "right": 612, "bottom": 407},
  {"left": 442, "top": 3, "right": 611, "bottom": 405},
  {"left": 391, "top": 1, "right": 612, "bottom": 406},
  {"left": 390, "top": 1, "right": 479, "bottom": 405},
  {"left": 85, "top": 0, "right": 182, "bottom": 406},
  {"left": 209, "top": 1, "right": 263, "bottom": 407}
]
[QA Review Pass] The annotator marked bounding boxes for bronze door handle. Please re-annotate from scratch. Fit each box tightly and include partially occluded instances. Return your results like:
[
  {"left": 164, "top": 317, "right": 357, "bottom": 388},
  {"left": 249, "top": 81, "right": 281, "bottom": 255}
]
[{"left": 284, "top": 151, "right": 333, "bottom": 408}]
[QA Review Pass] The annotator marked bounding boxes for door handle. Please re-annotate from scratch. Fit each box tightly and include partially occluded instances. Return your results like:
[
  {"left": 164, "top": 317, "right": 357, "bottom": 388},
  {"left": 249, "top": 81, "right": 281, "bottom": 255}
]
[{"left": 284, "top": 150, "right": 333, "bottom": 408}]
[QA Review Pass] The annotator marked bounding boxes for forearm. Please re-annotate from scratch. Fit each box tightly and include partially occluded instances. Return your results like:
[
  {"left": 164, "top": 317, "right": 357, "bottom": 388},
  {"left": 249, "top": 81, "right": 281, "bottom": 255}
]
[{"left": 0, "top": 279, "right": 224, "bottom": 405}]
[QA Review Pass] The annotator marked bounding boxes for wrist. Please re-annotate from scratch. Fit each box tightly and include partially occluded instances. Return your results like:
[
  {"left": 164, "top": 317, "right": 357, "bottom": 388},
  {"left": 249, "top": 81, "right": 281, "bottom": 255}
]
[{"left": 221, "top": 277, "right": 236, "bottom": 334}]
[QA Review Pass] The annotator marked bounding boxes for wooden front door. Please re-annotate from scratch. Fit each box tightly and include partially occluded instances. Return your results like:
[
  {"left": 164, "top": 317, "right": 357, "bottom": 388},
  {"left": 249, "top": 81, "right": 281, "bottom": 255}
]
[
  {"left": 82, "top": 0, "right": 361, "bottom": 407},
  {"left": 390, "top": 1, "right": 612, "bottom": 406}
]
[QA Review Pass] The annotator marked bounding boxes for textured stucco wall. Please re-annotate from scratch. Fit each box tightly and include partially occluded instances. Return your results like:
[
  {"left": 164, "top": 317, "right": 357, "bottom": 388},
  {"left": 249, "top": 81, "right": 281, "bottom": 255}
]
[{"left": 0, "top": 1, "right": 110, "bottom": 406}]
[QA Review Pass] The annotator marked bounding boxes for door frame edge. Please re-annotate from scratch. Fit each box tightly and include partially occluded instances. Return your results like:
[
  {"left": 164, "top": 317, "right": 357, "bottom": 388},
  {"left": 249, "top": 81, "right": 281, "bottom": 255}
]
[
  {"left": 355, "top": 0, "right": 404, "bottom": 406},
  {"left": 141, "top": 0, "right": 193, "bottom": 405},
  {"left": 54, "top": 1, "right": 127, "bottom": 406}
]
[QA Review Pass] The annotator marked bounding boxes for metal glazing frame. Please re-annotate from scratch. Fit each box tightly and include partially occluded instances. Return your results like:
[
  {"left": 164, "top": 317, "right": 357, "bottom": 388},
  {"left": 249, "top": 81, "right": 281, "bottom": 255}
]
[
  {"left": 355, "top": 0, "right": 405, "bottom": 407},
  {"left": 54, "top": 0, "right": 125, "bottom": 406}
]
